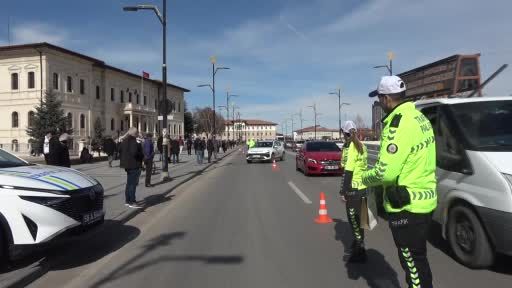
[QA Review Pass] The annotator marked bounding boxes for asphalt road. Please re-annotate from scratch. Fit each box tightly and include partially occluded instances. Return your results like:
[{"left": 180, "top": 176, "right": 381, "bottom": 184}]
[{"left": 28, "top": 150, "right": 512, "bottom": 288}]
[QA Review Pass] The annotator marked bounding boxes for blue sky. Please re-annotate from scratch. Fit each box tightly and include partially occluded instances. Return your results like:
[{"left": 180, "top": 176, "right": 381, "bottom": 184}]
[{"left": 1, "top": 0, "right": 511, "bottom": 131}]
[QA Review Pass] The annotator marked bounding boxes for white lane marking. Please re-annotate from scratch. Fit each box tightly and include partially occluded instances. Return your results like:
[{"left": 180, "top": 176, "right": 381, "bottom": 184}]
[{"left": 288, "top": 181, "right": 312, "bottom": 204}]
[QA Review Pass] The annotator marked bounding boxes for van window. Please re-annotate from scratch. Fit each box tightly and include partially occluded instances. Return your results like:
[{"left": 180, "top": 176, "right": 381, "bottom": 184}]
[{"left": 437, "top": 108, "right": 470, "bottom": 173}]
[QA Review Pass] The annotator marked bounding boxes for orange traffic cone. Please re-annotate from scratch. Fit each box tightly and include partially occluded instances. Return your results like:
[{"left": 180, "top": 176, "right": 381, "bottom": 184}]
[
  {"left": 272, "top": 159, "right": 279, "bottom": 171},
  {"left": 315, "top": 192, "right": 333, "bottom": 224}
]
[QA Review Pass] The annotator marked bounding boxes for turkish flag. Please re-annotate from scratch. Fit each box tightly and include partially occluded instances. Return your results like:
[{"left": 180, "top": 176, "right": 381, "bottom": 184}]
[{"left": 142, "top": 71, "right": 150, "bottom": 79}]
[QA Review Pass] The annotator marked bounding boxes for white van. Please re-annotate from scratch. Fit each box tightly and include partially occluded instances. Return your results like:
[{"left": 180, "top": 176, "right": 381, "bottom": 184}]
[
  {"left": 0, "top": 149, "right": 104, "bottom": 262},
  {"left": 414, "top": 97, "right": 512, "bottom": 268}
]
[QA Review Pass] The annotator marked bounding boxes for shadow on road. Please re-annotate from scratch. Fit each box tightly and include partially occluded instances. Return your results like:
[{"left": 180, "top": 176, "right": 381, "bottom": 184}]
[
  {"left": 333, "top": 218, "right": 401, "bottom": 288},
  {"left": 89, "top": 232, "right": 244, "bottom": 288}
]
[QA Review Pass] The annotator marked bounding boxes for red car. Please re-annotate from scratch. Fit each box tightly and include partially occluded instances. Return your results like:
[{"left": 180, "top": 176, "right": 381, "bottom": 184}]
[{"left": 296, "top": 141, "right": 343, "bottom": 176}]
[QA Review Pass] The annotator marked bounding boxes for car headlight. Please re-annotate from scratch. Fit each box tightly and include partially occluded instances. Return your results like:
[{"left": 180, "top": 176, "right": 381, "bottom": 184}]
[
  {"left": 308, "top": 158, "right": 317, "bottom": 164},
  {"left": 20, "top": 196, "right": 69, "bottom": 206}
]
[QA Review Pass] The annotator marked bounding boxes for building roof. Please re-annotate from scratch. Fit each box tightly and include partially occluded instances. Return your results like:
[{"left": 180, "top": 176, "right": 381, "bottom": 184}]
[
  {"left": 226, "top": 119, "right": 278, "bottom": 126},
  {"left": 295, "top": 125, "right": 338, "bottom": 133},
  {"left": 0, "top": 42, "right": 190, "bottom": 92}
]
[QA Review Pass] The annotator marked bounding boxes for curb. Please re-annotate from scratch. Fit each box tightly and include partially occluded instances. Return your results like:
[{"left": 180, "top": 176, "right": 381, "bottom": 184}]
[{"left": 3, "top": 148, "right": 239, "bottom": 288}]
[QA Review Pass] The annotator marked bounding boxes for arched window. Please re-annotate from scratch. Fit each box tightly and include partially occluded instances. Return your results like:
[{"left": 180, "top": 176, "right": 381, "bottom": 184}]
[
  {"left": 28, "top": 111, "right": 35, "bottom": 127},
  {"left": 129, "top": 92, "right": 132, "bottom": 103},
  {"left": 11, "top": 73, "right": 19, "bottom": 90},
  {"left": 121, "top": 120, "right": 124, "bottom": 131},
  {"left": 80, "top": 114, "right": 85, "bottom": 129},
  {"left": 11, "top": 112, "right": 19, "bottom": 128},
  {"left": 67, "top": 113, "right": 73, "bottom": 129},
  {"left": 143, "top": 122, "right": 147, "bottom": 132},
  {"left": 96, "top": 86, "right": 100, "bottom": 99},
  {"left": 111, "top": 118, "right": 115, "bottom": 131}
]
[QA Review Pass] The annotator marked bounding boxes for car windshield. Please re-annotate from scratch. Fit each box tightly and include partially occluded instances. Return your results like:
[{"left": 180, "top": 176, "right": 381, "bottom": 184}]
[
  {"left": 306, "top": 142, "right": 340, "bottom": 152},
  {"left": 451, "top": 100, "right": 512, "bottom": 151},
  {"left": 0, "top": 149, "right": 30, "bottom": 168},
  {"left": 255, "top": 142, "right": 273, "bottom": 148}
]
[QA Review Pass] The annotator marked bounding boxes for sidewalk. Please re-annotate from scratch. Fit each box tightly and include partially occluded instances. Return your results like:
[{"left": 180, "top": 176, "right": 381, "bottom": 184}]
[{"left": 0, "top": 148, "right": 238, "bottom": 288}]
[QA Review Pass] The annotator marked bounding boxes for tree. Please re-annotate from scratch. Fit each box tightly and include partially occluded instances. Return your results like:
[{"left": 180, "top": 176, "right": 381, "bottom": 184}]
[
  {"left": 26, "top": 90, "right": 72, "bottom": 153},
  {"left": 91, "top": 118, "right": 105, "bottom": 156},
  {"left": 183, "top": 102, "right": 194, "bottom": 137},
  {"left": 193, "top": 107, "right": 225, "bottom": 137},
  {"left": 354, "top": 114, "right": 367, "bottom": 129}
]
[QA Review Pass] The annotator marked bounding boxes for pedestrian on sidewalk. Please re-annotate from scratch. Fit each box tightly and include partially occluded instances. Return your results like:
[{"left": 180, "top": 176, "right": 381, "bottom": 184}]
[
  {"left": 207, "top": 137, "right": 214, "bottom": 163},
  {"left": 157, "top": 134, "right": 163, "bottom": 162},
  {"left": 143, "top": 133, "right": 155, "bottom": 187},
  {"left": 222, "top": 140, "right": 227, "bottom": 153},
  {"left": 179, "top": 136, "right": 185, "bottom": 155},
  {"left": 43, "top": 130, "right": 59, "bottom": 165},
  {"left": 119, "top": 127, "right": 144, "bottom": 209},
  {"left": 170, "top": 137, "right": 180, "bottom": 164},
  {"left": 103, "top": 136, "right": 116, "bottom": 167},
  {"left": 187, "top": 137, "right": 193, "bottom": 155},
  {"left": 213, "top": 136, "right": 219, "bottom": 159},
  {"left": 200, "top": 137, "right": 206, "bottom": 164},
  {"left": 194, "top": 137, "right": 200, "bottom": 164},
  {"left": 54, "top": 133, "right": 71, "bottom": 168}
]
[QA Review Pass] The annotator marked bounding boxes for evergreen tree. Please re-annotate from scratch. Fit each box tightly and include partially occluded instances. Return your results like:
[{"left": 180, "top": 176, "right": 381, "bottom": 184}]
[
  {"left": 183, "top": 102, "right": 194, "bottom": 137},
  {"left": 91, "top": 118, "right": 105, "bottom": 156},
  {"left": 26, "top": 90, "right": 72, "bottom": 153}
]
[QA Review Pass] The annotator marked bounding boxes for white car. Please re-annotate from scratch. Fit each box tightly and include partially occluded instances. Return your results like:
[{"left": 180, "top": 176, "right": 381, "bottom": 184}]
[
  {"left": 247, "top": 140, "right": 285, "bottom": 163},
  {"left": 0, "top": 149, "right": 104, "bottom": 262}
]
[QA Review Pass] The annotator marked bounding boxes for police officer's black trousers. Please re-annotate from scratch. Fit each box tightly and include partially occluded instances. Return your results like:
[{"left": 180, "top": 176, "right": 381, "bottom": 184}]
[
  {"left": 388, "top": 211, "right": 433, "bottom": 288},
  {"left": 345, "top": 190, "right": 365, "bottom": 249}
]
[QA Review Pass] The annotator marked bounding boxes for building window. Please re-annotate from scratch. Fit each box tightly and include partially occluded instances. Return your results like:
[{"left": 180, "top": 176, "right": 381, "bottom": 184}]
[
  {"left": 178, "top": 102, "right": 181, "bottom": 112},
  {"left": 28, "top": 111, "right": 35, "bottom": 127},
  {"left": 121, "top": 91, "right": 125, "bottom": 103},
  {"left": 111, "top": 88, "right": 115, "bottom": 101},
  {"left": 121, "top": 120, "right": 124, "bottom": 131},
  {"left": 136, "top": 94, "right": 140, "bottom": 104},
  {"left": 143, "top": 122, "right": 147, "bottom": 132},
  {"left": 80, "top": 79, "right": 85, "bottom": 94},
  {"left": 67, "top": 113, "right": 73, "bottom": 129},
  {"left": 53, "top": 73, "right": 59, "bottom": 90},
  {"left": 80, "top": 114, "right": 85, "bottom": 129},
  {"left": 155, "top": 99, "right": 157, "bottom": 109},
  {"left": 28, "top": 72, "right": 35, "bottom": 89},
  {"left": 11, "top": 73, "right": 19, "bottom": 90},
  {"left": 96, "top": 86, "right": 100, "bottom": 99},
  {"left": 11, "top": 112, "right": 19, "bottom": 128},
  {"left": 66, "top": 76, "right": 73, "bottom": 92},
  {"left": 144, "top": 96, "right": 147, "bottom": 106},
  {"left": 111, "top": 118, "right": 115, "bottom": 131},
  {"left": 129, "top": 92, "right": 132, "bottom": 103}
]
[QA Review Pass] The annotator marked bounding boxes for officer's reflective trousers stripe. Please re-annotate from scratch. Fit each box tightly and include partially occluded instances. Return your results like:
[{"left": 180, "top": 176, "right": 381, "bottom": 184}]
[
  {"left": 389, "top": 211, "right": 433, "bottom": 288},
  {"left": 345, "top": 192, "right": 364, "bottom": 246}
]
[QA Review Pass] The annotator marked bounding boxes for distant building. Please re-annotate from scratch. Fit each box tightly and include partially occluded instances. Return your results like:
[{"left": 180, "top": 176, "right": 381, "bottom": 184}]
[
  {"left": 0, "top": 42, "right": 189, "bottom": 155},
  {"left": 294, "top": 125, "right": 340, "bottom": 141},
  {"left": 224, "top": 119, "right": 278, "bottom": 141}
]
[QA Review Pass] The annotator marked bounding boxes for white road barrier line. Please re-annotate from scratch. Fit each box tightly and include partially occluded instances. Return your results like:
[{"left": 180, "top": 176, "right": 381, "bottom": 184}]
[{"left": 288, "top": 181, "right": 312, "bottom": 204}]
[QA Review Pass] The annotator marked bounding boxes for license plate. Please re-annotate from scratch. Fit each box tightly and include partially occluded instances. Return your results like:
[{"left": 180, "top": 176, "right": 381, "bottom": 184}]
[
  {"left": 325, "top": 166, "right": 339, "bottom": 170},
  {"left": 82, "top": 210, "right": 105, "bottom": 225}
]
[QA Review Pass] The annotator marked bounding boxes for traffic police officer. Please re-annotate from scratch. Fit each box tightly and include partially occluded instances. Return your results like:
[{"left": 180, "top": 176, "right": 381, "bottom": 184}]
[
  {"left": 339, "top": 121, "right": 369, "bottom": 263},
  {"left": 362, "top": 76, "right": 437, "bottom": 288}
]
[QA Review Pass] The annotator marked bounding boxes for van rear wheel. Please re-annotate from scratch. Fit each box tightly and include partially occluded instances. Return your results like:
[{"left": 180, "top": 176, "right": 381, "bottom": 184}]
[{"left": 447, "top": 205, "right": 494, "bottom": 268}]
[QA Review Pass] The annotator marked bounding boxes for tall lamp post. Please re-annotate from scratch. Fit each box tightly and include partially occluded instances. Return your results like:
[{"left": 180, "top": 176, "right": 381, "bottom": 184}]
[
  {"left": 198, "top": 57, "right": 229, "bottom": 137},
  {"left": 226, "top": 90, "right": 239, "bottom": 141},
  {"left": 374, "top": 51, "right": 394, "bottom": 75},
  {"left": 123, "top": 0, "right": 170, "bottom": 180},
  {"left": 307, "top": 104, "right": 318, "bottom": 140}
]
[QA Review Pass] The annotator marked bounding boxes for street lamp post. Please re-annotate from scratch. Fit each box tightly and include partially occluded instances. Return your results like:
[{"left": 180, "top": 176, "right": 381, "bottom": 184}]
[
  {"left": 307, "top": 104, "right": 318, "bottom": 140},
  {"left": 226, "top": 90, "right": 239, "bottom": 141},
  {"left": 199, "top": 57, "right": 229, "bottom": 137},
  {"left": 373, "top": 51, "right": 394, "bottom": 75},
  {"left": 123, "top": 0, "right": 170, "bottom": 180},
  {"left": 329, "top": 88, "right": 342, "bottom": 137}
]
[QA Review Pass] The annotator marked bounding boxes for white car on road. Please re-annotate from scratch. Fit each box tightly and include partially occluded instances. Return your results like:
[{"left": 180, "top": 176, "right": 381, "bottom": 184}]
[
  {"left": 0, "top": 149, "right": 104, "bottom": 262},
  {"left": 247, "top": 141, "right": 285, "bottom": 163}
]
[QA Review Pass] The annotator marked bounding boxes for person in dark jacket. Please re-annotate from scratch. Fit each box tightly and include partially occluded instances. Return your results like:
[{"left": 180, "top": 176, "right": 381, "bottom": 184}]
[
  {"left": 80, "top": 146, "right": 93, "bottom": 164},
  {"left": 186, "top": 137, "right": 193, "bottom": 155},
  {"left": 157, "top": 134, "right": 163, "bottom": 161},
  {"left": 44, "top": 131, "right": 60, "bottom": 165},
  {"left": 207, "top": 137, "right": 214, "bottom": 163},
  {"left": 119, "top": 127, "right": 144, "bottom": 209},
  {"left": 143, "top": 133, "right": 155, "bottom": 187},
  {"left": 54, "top": 133, "right": 71, "bottom": 168},
  {"left": 170, "top": 137, "right": 180, "bottom": 164},
  {"left": 103, "top": 136, "right": 116, "bottom": 167}
]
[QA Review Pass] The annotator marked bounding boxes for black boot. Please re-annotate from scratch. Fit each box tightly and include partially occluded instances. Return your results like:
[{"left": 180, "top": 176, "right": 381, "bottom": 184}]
[{"left": 345, "top": 245, "right": 367, "bottom": 263}]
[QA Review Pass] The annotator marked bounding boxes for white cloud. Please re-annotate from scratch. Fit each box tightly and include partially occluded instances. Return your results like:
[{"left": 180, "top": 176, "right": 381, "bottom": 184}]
[{"left": 12, "top": 22, "right": 68, "bottom": 44}]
